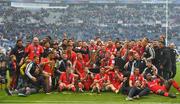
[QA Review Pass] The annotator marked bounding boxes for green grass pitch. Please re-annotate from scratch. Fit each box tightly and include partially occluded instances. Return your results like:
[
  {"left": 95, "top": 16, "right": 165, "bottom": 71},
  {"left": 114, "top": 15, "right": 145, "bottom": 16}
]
[{"left": 0, "top": 63, "right": 180, "bottom": 104}]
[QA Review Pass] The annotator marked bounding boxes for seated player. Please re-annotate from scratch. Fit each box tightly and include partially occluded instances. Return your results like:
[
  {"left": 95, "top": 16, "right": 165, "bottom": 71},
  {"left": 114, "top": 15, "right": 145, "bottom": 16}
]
[
  {"left": 91, "top": 67, "right": 110, "bottom": 94},
  {"left": 78, "top": 67, "right": 94, "bottom": 92},
  {"left": 108, "top": 66, "right": 124, "bottom": 93},
  {"left": 58, "top": 66, "right": 76, "bottom": 92},
  {"left": 146, "top": 74, "right": 180, "bottom": 98},
  {"left": 126, "top": 68, "right": 150, "bottom": 101}
]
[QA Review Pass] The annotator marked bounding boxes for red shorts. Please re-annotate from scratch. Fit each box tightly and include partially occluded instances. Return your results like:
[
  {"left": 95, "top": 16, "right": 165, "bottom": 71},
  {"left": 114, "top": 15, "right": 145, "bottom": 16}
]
[
  {"left": 112, "top": 82, "right": 122, "bottom": 90},
  {"left": 83, "top": 82, "right": 92, "bottom": 91},
  {"left": 60, "top": 82, "right": 71, "bottom": 87},
  {"left": 94, "top": 82, "right": 104, "bottom": 89},
  {"left": 152, "top": 85, "right": 167, "bottom": 93},
  {"left": 160, "top": 85, "right": 167, "bottom": 91}
]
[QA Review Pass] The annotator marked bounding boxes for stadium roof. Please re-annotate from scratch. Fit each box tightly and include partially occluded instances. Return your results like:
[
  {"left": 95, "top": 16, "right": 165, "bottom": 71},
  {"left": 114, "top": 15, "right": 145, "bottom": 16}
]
[{"left": 3, "top": 0, "right": 180, "bottom": 4}]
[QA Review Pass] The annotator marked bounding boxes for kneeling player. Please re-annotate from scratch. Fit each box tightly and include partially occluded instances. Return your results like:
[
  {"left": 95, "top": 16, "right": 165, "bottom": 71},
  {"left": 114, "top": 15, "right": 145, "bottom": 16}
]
[
  {"left": 58, "top": 66, "right": 76, "bottom": 92},
  {"left": 5, "top": 56, "right": 47, "bottom": 96},
  {"left": 108, "top": 66, "right": 124, "bottom": 93},
  {"left": 146, "top": 74, "right": 180, "bottom": 98},
  {"left": 91, "top": 67, "right": 110, "bottom": 94},
  {"left": 78, "top": 67, "right": 94, "bottom": 92}
]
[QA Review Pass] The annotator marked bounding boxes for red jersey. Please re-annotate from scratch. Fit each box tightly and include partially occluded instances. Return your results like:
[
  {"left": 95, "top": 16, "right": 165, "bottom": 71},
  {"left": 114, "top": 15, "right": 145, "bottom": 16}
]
[
  {"left": 132, "top": 45, "right": 144, "bottom": 57},
  {"left": 82, "top": 54, "right": 89, "bottom": 63},
  {"left": 100, "top": 58, "right": 114, "bottom": 67},
  {"left": 13, "top": 61, "right": 17, "bottom": 71},
  {"left": 98, "top": 50, "right": 106, "bottom": 58},
  {"left": 120, "top": 48, "right": 136, "bottom": 62},
  {"left": 94, "top": 73, "right": 109, "bottom": 84},
  {"left": 120, "top": 48, "right": 127, "bottom": 58},
  {"left": 120, "top": 47, "right": 131, "bottom": 61},
  {"left": 25, "top": 44, "right": 44, "bottom": 60},
  {"left": 106, "top": 45, "right": 117, "bottom": 54},
  {"left": 41, "top": 58, "right": 53, "bottom": 76},
  {"left": 75, "top": 60, "right": 85, "bottom": 74},
  {"left": 25, "top": 44, "right": 30, "bottom": 54},
  {"left": 147, "top": 79, "right": 166, "bottom": 92},
  {"left": 67, "top": 51, "right": 76, "bottom": 64},
  {"left": 59, "top": 72, "right": 74, "bottom": 85},
  {"left": 89, "top": 45, "right": 97, "bottom": 51},
  {"left": 100, "top": 59, "right": 114, "bottom": 73},
  {"left": 10, "top": 61, "right": 17, "bottom": 72},
  {"left": 108, "top": 72, "right": 123, "bottom": 84},
  {"left": 80, "top": 73, "right": 93, "bottom": 84},
  {"left": 81, "top": 48, "right": 89, "bottom": 63},
  {"left": 129, "top": 74, "right": 145, "bottom": 87}
]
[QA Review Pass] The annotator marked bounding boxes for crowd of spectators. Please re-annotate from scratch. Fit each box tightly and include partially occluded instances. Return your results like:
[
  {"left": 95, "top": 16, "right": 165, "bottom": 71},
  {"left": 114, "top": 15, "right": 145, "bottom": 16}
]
[{"left": 0, "top": 4, "right": 180, "bottom": 52}]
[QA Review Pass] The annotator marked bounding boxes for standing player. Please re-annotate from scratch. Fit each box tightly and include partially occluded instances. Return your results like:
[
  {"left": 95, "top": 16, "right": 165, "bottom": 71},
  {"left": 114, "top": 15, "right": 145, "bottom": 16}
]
[
  {"left": 159, "top": 41, "right": 172, "bottom": 80},
  {"left": 25, "top": 37, "right": 44, "bottom": 62},
  {"left": 10, "top": 39, "right": 25, "bottom": 89},
  {"left": 73, "top": 53, "right": 85, "bottom": 76},
  {"left": 8, "top": 55, "right": 17, "bottom": 90},
  {"left": 66, "top": 45, "right": 77, "bottom": 65}
]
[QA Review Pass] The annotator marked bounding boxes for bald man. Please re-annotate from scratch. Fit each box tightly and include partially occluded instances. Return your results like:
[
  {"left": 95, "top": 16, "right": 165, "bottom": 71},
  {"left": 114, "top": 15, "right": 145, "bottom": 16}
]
[{"left": 25, "top": 37, "right": 44, "bottom": 62}]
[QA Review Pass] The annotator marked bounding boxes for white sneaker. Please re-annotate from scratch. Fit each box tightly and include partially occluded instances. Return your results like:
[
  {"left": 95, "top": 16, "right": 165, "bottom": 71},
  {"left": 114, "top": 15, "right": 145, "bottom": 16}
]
[
  {"left": 46, "top": 92, "right": 51, "bottom": 95},
  {"left": 126, "top": 97, "right": 133, "bottom": 101},
  {"left": 115, "top": 90, "right": 119, "bottom": 94},
  {"left": 79, "top": 88, "right": 84, "bottom": 92},
  {"left": 91, "top": 88, "right": 95, "bottom": 93},
  {"left": 133, "top": 95, "right": 140, "bottom": 99}
]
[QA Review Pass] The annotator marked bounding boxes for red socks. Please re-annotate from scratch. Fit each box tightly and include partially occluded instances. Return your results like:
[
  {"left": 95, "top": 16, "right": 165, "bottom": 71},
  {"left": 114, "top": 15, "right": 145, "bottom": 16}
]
[
  {"left": 59, "top": 84, "right": 63, "bottom": 91},
  {"left": 72, "top": 87, "right": 76, "bottom": 92},
  {"left": 172, "top": 80, "right": 180, "bottom": 92},
  {"left": 78, "top": 83, "right": 83, "bottom": 89},
  {"left": 164, "top": 92, "right": 169, "bottom": 97}
]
